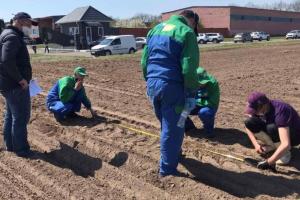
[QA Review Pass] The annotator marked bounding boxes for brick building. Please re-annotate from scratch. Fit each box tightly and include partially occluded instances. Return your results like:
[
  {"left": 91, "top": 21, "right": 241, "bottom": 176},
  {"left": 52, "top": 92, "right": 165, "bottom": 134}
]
[
  {"left": 162, "top": 6, "right": 300, "bottom": 36},
  {"left": 35, "top": 15, "right": 64, "bottom": 31}
]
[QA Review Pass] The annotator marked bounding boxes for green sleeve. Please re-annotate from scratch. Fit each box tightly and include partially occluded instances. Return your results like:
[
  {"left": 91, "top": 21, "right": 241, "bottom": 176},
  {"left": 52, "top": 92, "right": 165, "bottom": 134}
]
[
  {"left": 81, "top": 87, "right": 91, "bottom": 109},
  {"left": 181, "top": 31, "right": 199, "bottom": 93},
  {"left": 58, "top": 77, "right": 75, "bottom": 103},
  {"left": 141, "top": 45, "right": 149, "bottom": 80}
]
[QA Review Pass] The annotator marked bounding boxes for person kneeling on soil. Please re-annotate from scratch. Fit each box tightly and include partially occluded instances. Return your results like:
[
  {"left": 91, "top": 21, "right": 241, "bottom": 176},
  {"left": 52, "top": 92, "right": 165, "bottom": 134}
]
[
  {"left": 46, "top": 66, "right": 96, "bottom": 121},
  {"left": 185, "top": 67, "right": 220, "bottom": 138},
  {"left": 244, "top": 92, "right": 300, "bottom": 170}
]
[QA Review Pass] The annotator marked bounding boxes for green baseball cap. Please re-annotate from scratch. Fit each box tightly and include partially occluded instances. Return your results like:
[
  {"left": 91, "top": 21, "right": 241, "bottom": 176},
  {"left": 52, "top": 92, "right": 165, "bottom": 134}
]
[
  {"left": 74, "top": 66, "right": 88, "bottom": 76},
  {"left": 197, "top": 67, "right": 210, "bottom": 84}
]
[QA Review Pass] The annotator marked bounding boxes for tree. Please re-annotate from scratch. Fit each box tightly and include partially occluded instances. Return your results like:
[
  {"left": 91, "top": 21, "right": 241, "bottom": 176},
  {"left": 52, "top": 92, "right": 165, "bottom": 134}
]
[
  {"left": 0, "top": 19, "right": 4, "bottom": 33},
  {"left": 131, "top": 13, "right": 161, "bottom": 28},
  {"left": 291, "top": 0, "right": 300, "bottom": 11},
  {"left": 270, "top": 0, "right": 289, "bottom": 11},
  {"left": 113, "top": 13, "right": 161, "bottom": 28},
  {"left": 245, "top": 2, "right": 257, "bottom": 8},
  {"left": 244, "top": 0, "right": 300, "bottom": 11}
]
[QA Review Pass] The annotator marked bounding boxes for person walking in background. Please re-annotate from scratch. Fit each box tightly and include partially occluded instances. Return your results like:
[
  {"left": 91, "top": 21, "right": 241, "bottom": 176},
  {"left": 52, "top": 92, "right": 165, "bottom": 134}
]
[
  {"left": 31, "top": 38, "right": 37, "bottom": 54},
  {"left": 0, "top": 12, "right": 38, "bottom": 157},
  {"left": 141, "top": 10, "right": 200, "bottom": 177},
  {"left": 44, "top": 38, "right": 49, "bottom": 53}
]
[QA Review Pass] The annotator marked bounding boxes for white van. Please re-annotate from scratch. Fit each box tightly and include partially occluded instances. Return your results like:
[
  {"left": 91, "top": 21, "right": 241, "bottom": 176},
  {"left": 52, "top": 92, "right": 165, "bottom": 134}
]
[{"left": 91, "top": 35, "right": 136, "bottom": 56}]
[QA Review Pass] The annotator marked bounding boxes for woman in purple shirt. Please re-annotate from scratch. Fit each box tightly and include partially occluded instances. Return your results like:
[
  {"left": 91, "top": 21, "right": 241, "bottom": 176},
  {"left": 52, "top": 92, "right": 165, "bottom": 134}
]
[{"left": 244, "top": 92, "right": 300, "bottom": 170}]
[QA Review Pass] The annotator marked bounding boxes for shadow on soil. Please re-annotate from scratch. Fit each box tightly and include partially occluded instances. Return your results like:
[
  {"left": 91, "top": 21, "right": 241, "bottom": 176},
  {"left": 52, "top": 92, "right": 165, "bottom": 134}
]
[
  {"left": 180, "top": 156, "right": 300, "bottom": 198},
  {"left": 31, "top": 142, "right": 129, "bottom": 178},
  {"left": 186, "top": 127, "right": 252, "bottom": 148},
  {"left": 33, "top": 142, "right": 102, "bottom": 177},
  {"left": 59, "top": 114, "right": 121, "bottom": 128},
  {"left": 289, "top": 148, "right": 300, "bottom": 172},
  {"left": 109, "top": 152, "right": 129, "bottom": 167}
]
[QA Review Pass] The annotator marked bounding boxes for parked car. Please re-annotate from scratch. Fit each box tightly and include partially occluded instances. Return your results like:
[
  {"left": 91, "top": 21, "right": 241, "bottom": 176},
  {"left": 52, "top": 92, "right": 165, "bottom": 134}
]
[
  {"left": 251, "top": 31, "right": 270, "bottom": 41},
  {"left": 234, "top": 32, "right": 253, "bottom": 43},
  {"left": 197, "top": 33, "right": 208, "bottom": 44},
  {"left": 206, "top": 33, "right": 224, "bottom": 43},
  {"left": 88, "top": 36, "right": 107, "bottom": 49},
  {"left": 286, "top": 30, "right": 300, "bottom": 39},
  {"left": 135, "top": 37, "right": 146, "bottom": 49},
  {"left": 91, "top": 35, "right": 137, "bottom": 56}
]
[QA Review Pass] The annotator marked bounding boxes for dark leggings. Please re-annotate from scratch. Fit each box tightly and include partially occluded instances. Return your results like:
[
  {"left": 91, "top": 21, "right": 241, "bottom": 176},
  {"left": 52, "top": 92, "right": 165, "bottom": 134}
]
[{"left": 244, "top": 116, "right": 300, "bottom": 146}]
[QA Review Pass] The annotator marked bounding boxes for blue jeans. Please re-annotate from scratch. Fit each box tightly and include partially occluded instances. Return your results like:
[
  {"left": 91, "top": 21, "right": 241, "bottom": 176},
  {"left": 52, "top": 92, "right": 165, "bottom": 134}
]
[
  {"left": 147, "top": 78, "right": 185, "bottom": 176},
  {"left": 185, "top": 106, "right": 217, "bottom": 134},
  {"left": 1, "top": 87, "right": 31, "bottom": 153}
]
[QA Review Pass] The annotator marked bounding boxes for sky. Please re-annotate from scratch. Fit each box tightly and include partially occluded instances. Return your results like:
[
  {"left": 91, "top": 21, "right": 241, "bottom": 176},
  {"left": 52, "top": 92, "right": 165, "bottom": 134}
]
[{"left": 0, "top": 0, "right": 296, "bottom": 22}]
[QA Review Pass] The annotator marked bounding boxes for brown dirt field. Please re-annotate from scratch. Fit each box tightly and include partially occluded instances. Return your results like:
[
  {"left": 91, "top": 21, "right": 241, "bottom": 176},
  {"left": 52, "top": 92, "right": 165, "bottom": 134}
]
[{"left": 1, "top": 44, "right": 300, "bottom": 199}]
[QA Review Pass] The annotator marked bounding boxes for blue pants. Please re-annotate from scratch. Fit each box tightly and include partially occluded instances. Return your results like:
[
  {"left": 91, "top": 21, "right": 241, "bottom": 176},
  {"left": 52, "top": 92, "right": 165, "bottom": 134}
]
[
  {"left": 47, "top": 91, "right": 82, "bottom": 121},
  {"left": 1, "top": 87, "right": 31, "bottom": 153},
  {"left": 147, "top": 78, "right": 185, "bottom": 176},
  {"left": 185, "top": 106, "right": 217, "bottom": 134}
]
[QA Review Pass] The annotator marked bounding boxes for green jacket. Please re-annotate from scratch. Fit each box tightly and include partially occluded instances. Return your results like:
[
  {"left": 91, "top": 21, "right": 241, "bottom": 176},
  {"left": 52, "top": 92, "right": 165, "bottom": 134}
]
[
  {"left": 141, "top": 15, "right": 199, "bottom": 93},
  {"left": 58, "top": 76, "right": 91, "bottom": 108},
  {"left": 196, "top": 67, "right": 220, "bottom": 109}
]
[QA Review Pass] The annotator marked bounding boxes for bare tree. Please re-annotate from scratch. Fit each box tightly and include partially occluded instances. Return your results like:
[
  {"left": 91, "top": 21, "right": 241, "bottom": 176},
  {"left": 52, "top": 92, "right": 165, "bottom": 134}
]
[
  {"left": 244, "top": 0, "right": 297, "bottom": 11},
  {"left": 0, "top": 19, "right": 4, "bottom": 33},
  {"left": 131, "top": 13, "right": 161, "bottom": 27},
  {"left": 270, "top": 0, "right": 289, "bottom": 11},
  {"left": 291, "top": 0, "right": 300, "bottom": 11},
  {"left": 245, "top": 2, "right": 257, "bottom": 8}
]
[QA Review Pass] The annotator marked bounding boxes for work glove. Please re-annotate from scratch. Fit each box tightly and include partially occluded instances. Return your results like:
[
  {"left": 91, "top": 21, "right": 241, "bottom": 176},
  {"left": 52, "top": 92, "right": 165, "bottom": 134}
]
[
  {"left": 185, "top": 98, "right": 196, "bottom": 112},
  {"left": 257, "top": 160, "right": 276, "bottom": 172}
]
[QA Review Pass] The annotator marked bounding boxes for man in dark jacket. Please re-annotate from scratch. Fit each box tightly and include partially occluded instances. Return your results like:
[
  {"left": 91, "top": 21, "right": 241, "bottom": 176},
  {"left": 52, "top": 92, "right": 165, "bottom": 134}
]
[{"left": 0, "top": 12, "right": 38, "bottom": 157}]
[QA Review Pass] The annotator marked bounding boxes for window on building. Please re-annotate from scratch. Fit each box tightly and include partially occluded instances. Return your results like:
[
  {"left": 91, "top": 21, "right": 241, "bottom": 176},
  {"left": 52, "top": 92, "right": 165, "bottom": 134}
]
[
  {"left": 268, "top": 17, "right": 272, "bottom": 21},
  {"left": 98, "top": 27, "right": 104, "bottom": 36},
  {"left": 241, "top": 16, "right": 245, "bottom": 20},
  {"left": 290, "top": 18, "right": 293, "bottom": 22},
  {"left": 69, "top": 27, "right": 79, "bottom": 35}
]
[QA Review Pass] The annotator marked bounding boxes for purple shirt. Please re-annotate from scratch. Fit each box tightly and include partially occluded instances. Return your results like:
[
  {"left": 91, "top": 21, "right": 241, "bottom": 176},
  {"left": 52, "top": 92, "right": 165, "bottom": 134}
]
[{"left": 265, "top": 100, "right": 300, "bottom": 132}]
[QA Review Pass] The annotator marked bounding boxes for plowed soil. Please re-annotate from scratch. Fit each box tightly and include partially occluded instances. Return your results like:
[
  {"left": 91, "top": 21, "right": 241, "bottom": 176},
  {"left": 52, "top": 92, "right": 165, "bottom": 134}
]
[{"left": 1, "top": 43, "right": 300, "bottom": 200}]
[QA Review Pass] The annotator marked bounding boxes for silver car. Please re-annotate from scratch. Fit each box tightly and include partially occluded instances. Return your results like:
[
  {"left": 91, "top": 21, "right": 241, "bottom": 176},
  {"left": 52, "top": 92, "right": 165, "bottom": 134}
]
[
  {"left": 251, "top": 32, "right": 270, "bottom": 41},
  {"left": 197, "top": 33, "right": 208, "bottom": 44},
  {"left": 135, "top": 37, "right": 147, "bottom": 49},
  {"left": 286, "top": 30, "right": 300, "bottom": 39},
  {"left": 206, "top": 33, "right": 224, "bottom": 43}
]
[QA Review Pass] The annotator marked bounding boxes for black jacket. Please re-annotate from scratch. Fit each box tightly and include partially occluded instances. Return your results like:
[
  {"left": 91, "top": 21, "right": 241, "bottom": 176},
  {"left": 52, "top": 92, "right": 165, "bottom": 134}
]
[{"left": 0, "top": 26, "right": 32, "bottom": 91}]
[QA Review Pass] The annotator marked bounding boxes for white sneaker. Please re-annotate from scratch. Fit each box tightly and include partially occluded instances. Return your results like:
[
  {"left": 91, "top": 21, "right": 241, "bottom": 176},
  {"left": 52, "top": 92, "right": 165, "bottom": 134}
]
[{"left": 276, "top": 151, "right": 291, "bottom": 165}]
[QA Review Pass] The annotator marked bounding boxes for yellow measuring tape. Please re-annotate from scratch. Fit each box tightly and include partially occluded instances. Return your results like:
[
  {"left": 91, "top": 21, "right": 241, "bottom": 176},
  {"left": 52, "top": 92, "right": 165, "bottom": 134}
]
[
  {"left": 118, "top": 123, "right": 246, "bottom": 162},
  {"left": 118, "top": 124, "right": 160, "bottom": 138},
  {"left": 204, "top": 149, "right": 245, "bottom": 162}
]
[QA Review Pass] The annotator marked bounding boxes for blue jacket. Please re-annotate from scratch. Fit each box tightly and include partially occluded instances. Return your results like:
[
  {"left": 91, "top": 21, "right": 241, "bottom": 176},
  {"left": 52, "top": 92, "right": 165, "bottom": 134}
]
[{"left": 141, "top": 15, "right": 199, "bottom": 93}]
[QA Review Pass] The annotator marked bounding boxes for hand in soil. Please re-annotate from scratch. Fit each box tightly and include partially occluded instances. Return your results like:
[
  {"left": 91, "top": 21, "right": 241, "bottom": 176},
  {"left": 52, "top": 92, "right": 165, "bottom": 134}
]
[
  {"left": 255, "top": 144, "right": 266, "bottom": 154},
  {"left": 257, "top": 160, "right": 276, "bottom": 172},
  {"left": 89, "top": 108, "right": 97, "bottom": 118}
]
